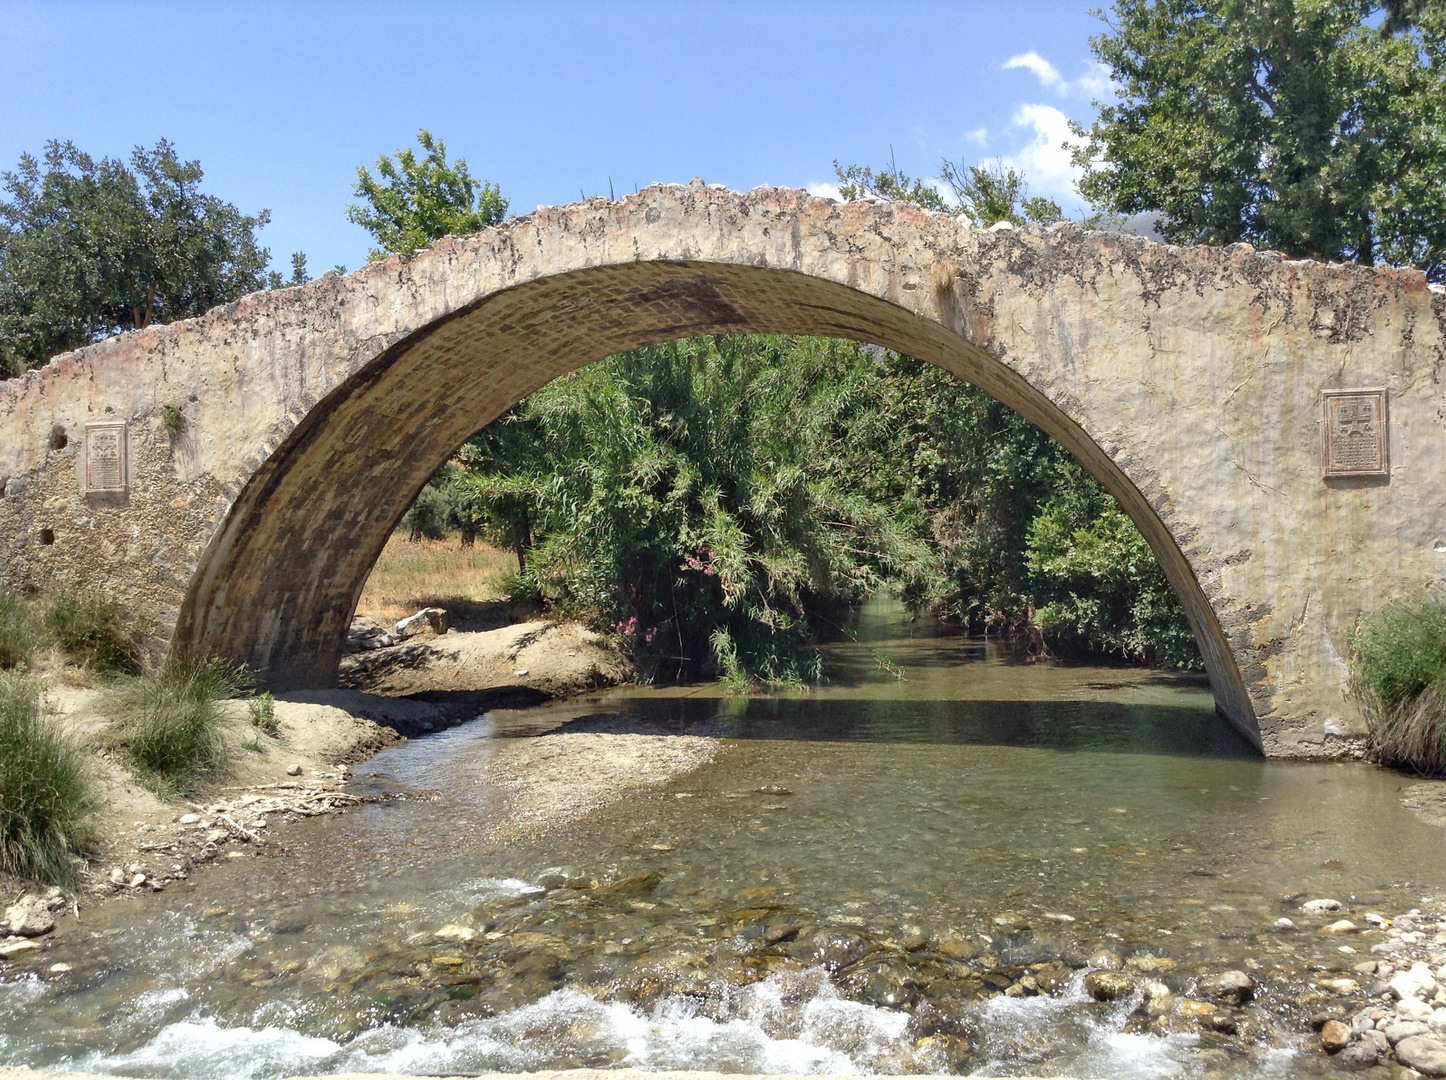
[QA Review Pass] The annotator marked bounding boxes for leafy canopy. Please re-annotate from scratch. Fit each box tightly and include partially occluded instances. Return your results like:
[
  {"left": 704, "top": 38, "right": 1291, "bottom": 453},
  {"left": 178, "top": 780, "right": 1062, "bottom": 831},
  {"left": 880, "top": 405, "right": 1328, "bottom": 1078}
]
[
  {"left": 1072, "top": 0, "right": 1446, "bottom": 279},
  {"left": 0, "top": 139, "right": 303, "bottom": 375},
  {"left": 347, "top": 129, "right": 508, "bottom": 259}
]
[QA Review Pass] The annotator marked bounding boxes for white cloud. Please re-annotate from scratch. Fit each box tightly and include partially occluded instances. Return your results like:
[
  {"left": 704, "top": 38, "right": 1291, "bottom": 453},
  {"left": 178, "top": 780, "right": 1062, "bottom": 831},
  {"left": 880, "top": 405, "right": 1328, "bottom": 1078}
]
[
  {"left": 1004, "top": 51, "right": 1066, "bottom": 93},
  {"left": 807, "top": 181, "right": 846, "bottom": 201},
  {"left": 999, "top": 103, "right": 1081, "bottom": 201},
  {"left": 963, "top": 127, "right": 989, "bottom": 147},
  {"left": 1004, "top": 51, "right": 1113, "bottom": 99}
]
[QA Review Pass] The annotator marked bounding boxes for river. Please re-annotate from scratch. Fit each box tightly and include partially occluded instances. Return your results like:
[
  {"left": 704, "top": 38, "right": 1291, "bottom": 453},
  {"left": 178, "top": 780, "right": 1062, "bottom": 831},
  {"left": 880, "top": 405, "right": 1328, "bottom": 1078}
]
[{"left": 2, "top": 599, "right": 1444, "bottom": 1078}]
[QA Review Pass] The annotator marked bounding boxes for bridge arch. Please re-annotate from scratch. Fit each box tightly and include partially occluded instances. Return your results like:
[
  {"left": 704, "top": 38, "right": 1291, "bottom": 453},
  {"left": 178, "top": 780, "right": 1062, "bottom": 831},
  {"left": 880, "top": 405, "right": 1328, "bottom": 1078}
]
[{"left": 4, "top": 182, "right": 1442, "bottom": 757}]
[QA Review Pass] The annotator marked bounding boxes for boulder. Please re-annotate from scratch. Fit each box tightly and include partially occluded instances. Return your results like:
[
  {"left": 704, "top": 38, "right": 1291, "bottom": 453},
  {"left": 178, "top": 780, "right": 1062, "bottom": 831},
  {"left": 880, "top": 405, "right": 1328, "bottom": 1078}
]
[
  {"left": 1084, "top": 970, "right": 1134, "bottom": 1001},
  {"left": 1391, "top": 962, "right": 1439, "bottom": 1001},
  {"left": 395, "top": 608, "right": 449, "bottom": 639},
  {"left": 1301, "top": 898, "right": 1344, "bottom": 914},
  {"left": 1088, "top": 947, "right": 1125, "bottom": 971},
  {"left": 1196, "top": 970, "right": 1256, "bottom": 1005},
  {"left": 4, "top": 895, "right": 56, "bottom": 938},
  {"left": 1384, "top": 1020, "right": 1431, "bottom": 1045},
  {"left": 1395, "top": 1035, "right": 1446, "bottom": 1077},
  {"left": 1321, "top": 1019, "right": 1353, "bottom": 1053},
  {"left": 1339, "top": 1030, "right": 1388, "bottom": 1067}
]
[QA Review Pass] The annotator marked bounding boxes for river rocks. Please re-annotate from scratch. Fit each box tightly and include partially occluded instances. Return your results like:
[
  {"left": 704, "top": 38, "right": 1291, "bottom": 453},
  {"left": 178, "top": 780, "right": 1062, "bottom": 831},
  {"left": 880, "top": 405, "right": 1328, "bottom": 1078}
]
[
  {"left": 1322, "top": 919, "right": 1359, "bottom": 934},
  {"left": 1088, "top": 947, "right": 1125, "bottom": 970},
  {"left": 1322, "top": 1019, "right": 1353, "bottom": 1052},
  {"left": 1084, "top": 970, "right": 1134, "bottom": 1001},
  {"left": 1341, "top": 1029, "right": 1390, "bottom": 1067},
  {"left": 1274, "top": 917, "right": 1296, "bottom": 931},
  {"left": 1396, "top": 1034, "right": 1446, "bottom": 1076},
  {"left": 1302, "top": 898, "right": 1344, "bottom": 914},
  {"left": 1385, "top": 1019, "right": 1431, "bottom": 1045},
  {"left": 5, "top": 894, "right": 57, "bottom": 937},
  {"left": 1196, "top": 970, "right": 1256, "bottom": 1005},
  {"left": 434, "top": 924, "right": 478, "bottom": 943},
  {"left": 763, "top": 923, "right": 798, "bottom": 945},
  {"left": 991, "top": 911, "right": 1030, "bottom": 934},
  {"left": 0, "top": 939, "right": 40, "bottom": 959},
  {"left": 1320, "top": 978, "right": 1361, "bottom": 995},
  {"left": 593, "top": 871, "right": 659, "bottom": 896},
  {"left": 1392, "top": 963, "right": 1440, "bottom": 1000},
  {"left": 1401, "top": 998, "right": 1438, "bottom": 1022},
  {"left": 937, "top": 934, "right": 979, "bottom": 961}
]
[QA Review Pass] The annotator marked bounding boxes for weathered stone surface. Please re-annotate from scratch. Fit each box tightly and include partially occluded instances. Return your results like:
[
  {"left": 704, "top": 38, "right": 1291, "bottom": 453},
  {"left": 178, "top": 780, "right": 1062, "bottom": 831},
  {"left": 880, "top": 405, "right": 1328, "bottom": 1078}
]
[
  {"left": 1396, "top": 1034, "right": 1446, "bottom": 1076},
  {"left": 4, "top": 896, "right": 55, "bottom": 938},
  {"left": 2, "top": 183, "right": 1442, "bottom": 755},
  {"left": 1196, "top": 970, "right": 1257, "bottom": 1005},
  {"left": 1084, "top": 970, "right": 1134, "bottom": 1000},
  {"left": 1321, "top": 1019, "right": 1353, "bottom": 1053}
]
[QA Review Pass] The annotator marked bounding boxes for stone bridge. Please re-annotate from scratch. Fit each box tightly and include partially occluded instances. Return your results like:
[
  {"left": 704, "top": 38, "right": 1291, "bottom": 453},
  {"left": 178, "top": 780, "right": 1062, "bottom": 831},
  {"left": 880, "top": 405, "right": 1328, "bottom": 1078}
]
[{"left": 2, "top": 181, "right": 1443, "bottom": 757}]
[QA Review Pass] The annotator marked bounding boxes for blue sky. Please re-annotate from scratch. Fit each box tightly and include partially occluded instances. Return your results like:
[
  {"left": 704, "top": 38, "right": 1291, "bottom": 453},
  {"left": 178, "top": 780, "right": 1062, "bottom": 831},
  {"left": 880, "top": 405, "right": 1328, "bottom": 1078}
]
[{"left": 1, "top": 1, "right": 1112, "bottom": 275}]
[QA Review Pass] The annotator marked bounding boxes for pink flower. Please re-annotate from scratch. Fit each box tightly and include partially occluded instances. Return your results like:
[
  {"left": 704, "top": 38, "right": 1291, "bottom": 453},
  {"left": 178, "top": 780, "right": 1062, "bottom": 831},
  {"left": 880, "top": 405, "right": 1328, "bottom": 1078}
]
[
  {"left": 704, "top": 567, "right": 715, "bottom": 576},
  {"left": 628, "top": 616, "right": 637, "bottom": 624},
  {"left": 645, "top": 633, "right": 654, "bottom": 643},
  {"left": 615, "top": 621, "right": 625, "bottom": 632}
]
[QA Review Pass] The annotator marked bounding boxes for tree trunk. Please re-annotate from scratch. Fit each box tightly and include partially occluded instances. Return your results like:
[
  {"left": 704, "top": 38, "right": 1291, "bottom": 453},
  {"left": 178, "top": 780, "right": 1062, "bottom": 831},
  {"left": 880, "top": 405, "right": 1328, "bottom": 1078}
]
[{"left": 460, "top": 527, "right": 476, "bottom": 548}]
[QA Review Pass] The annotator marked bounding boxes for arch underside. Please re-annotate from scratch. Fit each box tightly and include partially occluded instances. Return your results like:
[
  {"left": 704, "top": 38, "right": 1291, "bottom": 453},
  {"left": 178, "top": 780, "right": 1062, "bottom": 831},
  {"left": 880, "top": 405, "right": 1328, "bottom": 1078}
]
[{"left": 174, "top": 262, "right": 1261, "bottom": 749}]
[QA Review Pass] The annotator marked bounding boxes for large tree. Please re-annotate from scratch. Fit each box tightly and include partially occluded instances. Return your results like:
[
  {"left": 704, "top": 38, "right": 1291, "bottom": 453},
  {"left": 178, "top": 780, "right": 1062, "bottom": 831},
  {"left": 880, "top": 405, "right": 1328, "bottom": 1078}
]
[
  {"left": 1072, "top": 0, "right": 1446, "bottom": 279},
  {"left": 0, "top": 139, "right": 302, "bottom": 376},
  {"left": 347, "top": 129, "right": 508, "bottom": 259}
]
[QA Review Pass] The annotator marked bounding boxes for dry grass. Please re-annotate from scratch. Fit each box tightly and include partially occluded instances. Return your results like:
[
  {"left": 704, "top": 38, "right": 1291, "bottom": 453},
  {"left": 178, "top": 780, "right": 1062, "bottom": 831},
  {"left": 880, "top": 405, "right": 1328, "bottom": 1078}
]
[{"left": 356, "top": 533, "right": 517, "bottom": 623}]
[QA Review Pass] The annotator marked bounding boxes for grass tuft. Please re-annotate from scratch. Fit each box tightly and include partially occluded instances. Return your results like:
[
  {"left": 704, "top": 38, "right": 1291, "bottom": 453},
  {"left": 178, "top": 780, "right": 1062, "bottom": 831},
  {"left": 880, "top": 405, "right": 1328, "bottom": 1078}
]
[
  {"left": 44, "top": 592, "right": 142, "bottom": 675},
  {"left": 0, "top": 591, "right": 39, "bottom": 670},
  {"left": 248, "top": 691, "right": 278, "bottom": 737},
  {"left": 0, "top": 672, "right": 96, "bottom": 884},
  {"left": 1349, "top": 594, "right": 1446, "bottom": 774},
  {"left": 103, "top": 656, "right": 251, "bottom": 795}
]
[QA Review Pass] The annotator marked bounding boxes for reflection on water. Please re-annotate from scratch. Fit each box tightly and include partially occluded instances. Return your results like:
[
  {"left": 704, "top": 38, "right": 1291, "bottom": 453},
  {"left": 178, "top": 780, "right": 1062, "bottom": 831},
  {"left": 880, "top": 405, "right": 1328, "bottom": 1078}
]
[{"left": 1, "top": 599, "right": 1441, "bottom": 1079}]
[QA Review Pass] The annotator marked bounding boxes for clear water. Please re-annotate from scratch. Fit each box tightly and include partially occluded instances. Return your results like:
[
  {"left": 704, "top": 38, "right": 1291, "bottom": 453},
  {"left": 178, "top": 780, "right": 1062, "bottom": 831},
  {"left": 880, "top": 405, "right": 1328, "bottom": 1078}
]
[{"left": 3, "top": 599, "right": 1443, "bottom": 1078}]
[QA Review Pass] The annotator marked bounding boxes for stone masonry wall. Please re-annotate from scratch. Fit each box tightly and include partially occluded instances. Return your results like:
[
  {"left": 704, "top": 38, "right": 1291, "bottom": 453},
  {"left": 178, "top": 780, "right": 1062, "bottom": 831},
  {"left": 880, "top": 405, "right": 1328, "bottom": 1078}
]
[{"left": 2, "top": 181, "right": 1443, "bottom": 757}]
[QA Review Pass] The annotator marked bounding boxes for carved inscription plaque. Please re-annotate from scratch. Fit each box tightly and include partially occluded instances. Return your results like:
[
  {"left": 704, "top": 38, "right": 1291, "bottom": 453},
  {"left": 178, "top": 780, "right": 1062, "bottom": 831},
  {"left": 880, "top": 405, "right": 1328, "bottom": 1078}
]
[
  {"left": 1322, "top": 388, "right": 1388, "bottom": 478},
  {"left": 84, "top": 421, "right": 128, "bottom": 493}
]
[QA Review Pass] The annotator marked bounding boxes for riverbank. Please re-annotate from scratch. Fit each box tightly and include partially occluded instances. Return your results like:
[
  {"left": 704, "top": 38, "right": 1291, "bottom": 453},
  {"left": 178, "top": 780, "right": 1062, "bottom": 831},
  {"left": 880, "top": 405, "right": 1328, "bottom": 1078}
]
[{"left": 0, "top": 618, "right": 634, "bottom": 936}]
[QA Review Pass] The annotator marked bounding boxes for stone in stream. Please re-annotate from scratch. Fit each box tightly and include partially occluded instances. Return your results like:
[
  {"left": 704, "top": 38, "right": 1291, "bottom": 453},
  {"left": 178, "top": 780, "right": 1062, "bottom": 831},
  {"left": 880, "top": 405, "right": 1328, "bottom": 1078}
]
[
  {"left": 1340, "top": 1029, "right": 1389, "bottom": 1067},
  {"left": 1087, "top": 947, "right": 1125, "bottom": 970},
  {"left": 1396, "top": 1034, "right": 1446, "bottom": 1077},
  {"left": 1321, "top": 1019, "right": 1353, "bottom": 1053},
  {"left": 1084, "top": 970, "right": 1134, "bottom": 1001},
  {"left": 4, "top": 896, "right": 56, "bottom": 938},
  {"left": 937, "top": 934, "right": 978, "bottom": 961},
  {"left": 1384, "top": 1020, "right": 1431, "bottom": 1045},
  {"left": 762, "top": 923, "right": 798, "bottom": 945},
  {"left": 1321, "top": 919, "right": 1359, "bottom": 934},
  {"left": 991, "top": 911, "right": 1030, "bottom": 934},
  {"left": 1195, "top": 970, "right": 1256, "bottom": 1004},
  {"left": 1391, "top": 962, "right": 1439, "bottom": 1000},
  {"left": 1274, "top": 917, "right": 1296, "bottom": 931},
  {"left": 1301, "top": 898, "right": 1344, "bottom": 914},
  {"left": 1399, "top": 997, "right": 1437, "bottom": 1022}
]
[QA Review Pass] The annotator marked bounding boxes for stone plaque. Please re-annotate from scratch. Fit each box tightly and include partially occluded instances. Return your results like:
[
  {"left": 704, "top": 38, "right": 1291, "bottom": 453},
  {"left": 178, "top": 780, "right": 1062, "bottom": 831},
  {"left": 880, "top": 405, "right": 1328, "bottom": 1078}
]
[
  {"left": 1322, "top": 388, "right": 1388, "bottom": 478},
  {"left": 84, "top": 421, "right": 128, "bottom": 493}
]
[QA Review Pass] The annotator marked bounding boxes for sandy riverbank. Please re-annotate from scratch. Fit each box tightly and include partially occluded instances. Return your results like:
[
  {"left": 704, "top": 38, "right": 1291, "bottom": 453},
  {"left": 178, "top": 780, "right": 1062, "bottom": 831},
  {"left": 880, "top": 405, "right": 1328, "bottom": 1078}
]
[{"left": 1, "top": 619, "right": 637, "bottom": 925}]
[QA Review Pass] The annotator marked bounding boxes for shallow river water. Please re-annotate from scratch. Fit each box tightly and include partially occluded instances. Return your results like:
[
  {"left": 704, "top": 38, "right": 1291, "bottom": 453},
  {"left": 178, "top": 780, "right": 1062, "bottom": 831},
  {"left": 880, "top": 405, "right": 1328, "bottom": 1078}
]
[{"left": 4, "top": 600, "right": 1445, "bottom": 1079}]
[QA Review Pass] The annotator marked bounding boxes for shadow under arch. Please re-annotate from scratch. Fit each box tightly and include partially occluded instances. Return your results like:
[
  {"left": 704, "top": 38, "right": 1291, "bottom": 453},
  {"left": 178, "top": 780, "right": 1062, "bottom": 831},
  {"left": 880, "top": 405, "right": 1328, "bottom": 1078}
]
[{"left": 172, "top": 261, "right": 1261, "bottom": 750}]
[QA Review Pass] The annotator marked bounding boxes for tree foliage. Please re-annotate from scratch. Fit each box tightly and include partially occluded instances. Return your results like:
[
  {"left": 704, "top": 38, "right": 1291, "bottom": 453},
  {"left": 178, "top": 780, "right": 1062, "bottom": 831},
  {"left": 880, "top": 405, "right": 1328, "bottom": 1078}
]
[
  {"left": 437, "top": 336, "right": 1201, "bottom": 680},
  {"left": 1073, "top": 0, "right": 1446, "bottom": 279},
  {"left": 834, "top": 155, "right": 1063, "bottom": 226},
  {"left": 0, "top": 139, "right": 303, "bottom": 375},
  {"left": 347, "top": 129, "right": 508, "bottom": 260}
]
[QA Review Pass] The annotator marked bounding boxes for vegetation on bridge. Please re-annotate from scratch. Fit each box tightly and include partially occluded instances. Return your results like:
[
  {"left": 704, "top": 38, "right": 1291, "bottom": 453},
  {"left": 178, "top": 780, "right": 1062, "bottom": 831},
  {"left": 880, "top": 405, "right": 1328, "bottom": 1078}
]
[{"left": 1350, "top": 596, "right": 1446, "bottom": 774}]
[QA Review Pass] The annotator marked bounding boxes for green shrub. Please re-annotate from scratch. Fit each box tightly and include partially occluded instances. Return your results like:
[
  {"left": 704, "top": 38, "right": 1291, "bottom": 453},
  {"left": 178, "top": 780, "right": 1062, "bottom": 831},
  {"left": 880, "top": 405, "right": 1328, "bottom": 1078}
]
[
  {"left": 1349, "top": 595, "right": 1446, "bottom": 774},
  {"left": 247, "top": 691, "right": 278, "bottom": 736},
  {"left": 103, "top": 656, "right": 250, "bottom": 794},
  {"left": 44, "top": 592, "right": 142, "bottom": 675},
  {"left": 0, "top": 672, "right": 96, "bottom": 884},
  {"left": 0, "top": 591, "right": 39, "bottom": 670}
]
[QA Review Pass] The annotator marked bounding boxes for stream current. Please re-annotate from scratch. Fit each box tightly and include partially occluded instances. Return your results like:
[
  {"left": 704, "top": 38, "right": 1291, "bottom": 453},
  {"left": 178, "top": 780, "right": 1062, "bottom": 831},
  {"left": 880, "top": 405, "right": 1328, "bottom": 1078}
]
[{"left": 4, "top": 599, "right": 1446, "bottom": 1079}]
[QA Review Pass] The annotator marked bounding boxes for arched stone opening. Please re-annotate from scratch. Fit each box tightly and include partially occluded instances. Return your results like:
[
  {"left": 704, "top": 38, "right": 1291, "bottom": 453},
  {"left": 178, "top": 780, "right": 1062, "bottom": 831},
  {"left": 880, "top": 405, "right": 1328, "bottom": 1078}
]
[{"left": 172, "top": 260, "right": 1260, "bottom": 749}]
